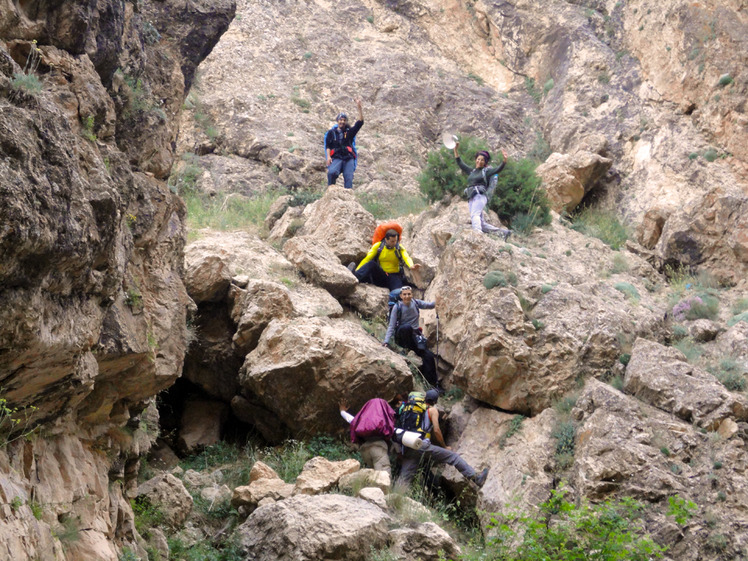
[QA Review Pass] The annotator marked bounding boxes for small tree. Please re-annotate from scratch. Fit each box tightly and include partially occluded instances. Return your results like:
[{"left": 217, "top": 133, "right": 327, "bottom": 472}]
[{"left": 417, "top": 136, "right": 488, "bottom": 202}]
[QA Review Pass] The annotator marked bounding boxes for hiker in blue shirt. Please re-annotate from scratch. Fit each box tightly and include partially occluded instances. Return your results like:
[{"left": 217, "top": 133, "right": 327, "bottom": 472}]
[
  {"left": 383, "top": 286, "right": 439, "bottom": 388},
  {"left": 325, "top": 98, "right": 364, "bottom": 189}
]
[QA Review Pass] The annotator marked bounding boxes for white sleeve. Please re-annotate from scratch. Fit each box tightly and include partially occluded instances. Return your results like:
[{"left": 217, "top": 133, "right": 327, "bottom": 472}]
[{"left": 340, "top": 410, "right": 354, "bottom": 424}]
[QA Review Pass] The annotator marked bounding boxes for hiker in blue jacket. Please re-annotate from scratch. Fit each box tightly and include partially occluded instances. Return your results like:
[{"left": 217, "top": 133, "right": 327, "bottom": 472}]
[
  {"left": 453, "top": 140, "right": 512, "bottom": 239},
  {"left": 383, "top": 286, "right": 439, "bottom": 388},
  {"left": 326, "top": 98, "right": 364, "bottom": 189}
]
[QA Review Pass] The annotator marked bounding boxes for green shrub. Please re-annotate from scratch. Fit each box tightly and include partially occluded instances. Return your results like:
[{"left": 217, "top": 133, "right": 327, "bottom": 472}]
[
  {"left": 499, "top": 415, "right": 525, "bottom": 449},
  {"left": 673, "top": 337, "right": 702, "bottom": 362},
  {"left": 553, "top": 420, "right": 576, "bottom": 458},
  {"left": 728, "top": 312, "right": 748, "bottom": 327},
  {"left": 131, "top": 496, "right": 165, "bottom": 536},
  {"left": 685, "top": 292, "right": 719, "bottom": 320},
  {"left": 355, "top": 191, "right": 427, "bottom": 219},
  {"left": 543, "top": 78, "right": 555, "bottom": 94},
  {"left": 703, "top": 148, "right": 719, "bottom": 162},
  {"left": 718, "top": 74, "right": 733, "bottom": 86},
  {"left": 506, "top": 271, "right": 518, "bottom": 286},
  {"left": 732, "top": 298, "right": 748, "bottom": 315},
  {"left": 610, "top": 253, "right": 629, "bottom": 274},
  {"left": 619, "top": 353, "right": 631, "bottom": 365},
  {"left": 484, "top": 270, "right": 507, "bottom": 289},
  {"left": 183, "top": 190, "right": 281, "bottom": 231},
  {"left": 541, "top": 284, "right": 554, "bottom": 294},
  {"left": 417, "top": 136, "right": 488, "bottom": 202},
  {"left": 485, "top": 487, "right": 665, "bottom": 560},
  {"left": 571, "top": 207, "right": 629, "bottom": 249},
  {"left": 709, "top": 358, "right": 746, "bottom": 392},
  {"left": 667, "top": 495, "right": 697, "bottom": 525},
  {"left": 614, "top": 282, "right": 640, "bottom": 302},
  {"left": 488, "top": 159, "right": 551, "bottom": 227}
]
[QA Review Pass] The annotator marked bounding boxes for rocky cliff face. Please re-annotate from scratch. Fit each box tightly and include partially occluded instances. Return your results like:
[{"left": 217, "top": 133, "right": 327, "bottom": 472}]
[{"left": 0, "top": 0, "right": 233, "bottom": 558}]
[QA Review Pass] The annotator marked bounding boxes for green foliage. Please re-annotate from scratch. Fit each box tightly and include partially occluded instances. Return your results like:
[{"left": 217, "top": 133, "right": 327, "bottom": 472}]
[
  {"left": 168, "top": 537, "right": 244, "bottom": 561},
  {"left": 417, "top": 136, "right": 488, "bottom": 202},
  {"left": 54, "top": 516, "right": 80, "bottom": 544},
  {"left": 0, "top": 397, "right": 39, "bottom": 448},
  {"left": 366, "top": 15, "right": 374, "bottom": 23},
  {"left": 673, "top": 337, "right": 702, "bottom": 362},
  {"left": 553, "top": 421, "right": 576, "bottom": 459},
  {"left": 10, "top": 496, "right": 23, "bottom": 511},
  {"left": 543, "top": 78, "right": 555, "bottom": 95},
  {"left": 169, "top": 153, "right": 202, "bottom": 195},
  {"left": 532, "top": 319, "right": 545, "bottom": 330},
  {"left": 288, "top": 189, "right": 322, "bottom": 207},
  {"left": 11, "top": 72, "right": 42, "bottom": 95},
  {"left": 527, "top": 131, "right": 551, "bottom": 163},
  {"left": 119, "top": 547, "right": 139, "bottom": 561},
  {"left": 30, "top": 501, "right": 43, "bottom": 520},
  {"left": 524, "top": 77, "right": 542, "bottom": 103},
  {"left": 688, "top": 152, "right": 699, "bottom": 160},
  {"left": 610, "top": 375, "right": 624, "bottom": 391},
  {"left": 506, "top": 271, "right": 518, "bottom": 286},
  {"left": 125, "top": 288, "right": 143, "bottom": 310},
  {"left": 683, "top": 292, "right": 719, "bottom": 320},
  {"left": 131, "top": 496, "right": 165, "bottom": 535},
  {"left": 499, "top": 415, "right": 525, "bottom": 449},
  {"left": 660, "top": 446, "right": 670, "bottom": 456},
  {"left": 703, "top": 148, "right": 719, "bottom": 162},
  {"left": 728, "top": 312, "right": 748, "bottom": 327},
  {"left": 488, "top": 159, "right": 552, "bottom": 227},
  {"left": 708, "top": 358, "right": 746, "bottom": 392},
  {"left": 484, "top": 270, "right": 507, "bottom": 289},
  {"left": 355, "top": 191, "right": 428, "bottom": 219},
  {"left": 732, "top": 298, "right": 748, "bottom": 315},
  {"left": 554, "top": 393, "right": 578, "bottom": 416},
  {"left": 183, "top": 190, "right": 281, "bottom": 232},
  {"left": 610, "top": 253, "right": 629, "bottom": 274},
  {"left": 306, "top": 435, "right": 353, "bottom": 461},
  {"left": 614, "top": 282, "right": 640, "bottom": 302},
  {"left": 484, "top": 487, "right": 665, "bottom": 560},
  {"left": 598, "top": 71, "right": 611, "bottom": 84},
  {"left": 667, "top": 495, "right": 697, "bottom": 525},
  {"left": 369, "top": 546, "right": 399, "bottom": 561},
  {"left": 571, "top": 207, "right": 629, "bottom": 249},
  {"left": 290, "top": 96, "right": 311, "bottom": 110},
  {"left": 192, "top": 492, "right": 234, "bottom": 520},
  {"left": 718, "top": 74, "right": 733, "bottom": 86},
  {"left": 180, "top": 441, "right": 241, "bottom": 472},
  {"left": 468, "top": 73, "right": 485, "bottom": 85},
  {"left": 619, "top": 353, "right": 631, "bottom": 365},
  {"left": 541, "top": 284, "right": 554, "bottom": 294}
]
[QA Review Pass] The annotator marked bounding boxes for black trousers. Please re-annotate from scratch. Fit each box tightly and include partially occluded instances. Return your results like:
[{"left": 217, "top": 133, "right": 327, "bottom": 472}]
[
  {"left": 395, "top": 325, "right": 438, "bottom": 387},
  {"left": 354, "top": 261, "right": 404, "bottom": 292}
]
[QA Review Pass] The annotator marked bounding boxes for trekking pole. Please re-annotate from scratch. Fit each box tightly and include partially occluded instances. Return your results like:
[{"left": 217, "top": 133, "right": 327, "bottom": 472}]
[{"left": 435, "top": 312, "right": 440, "bottom": 361}]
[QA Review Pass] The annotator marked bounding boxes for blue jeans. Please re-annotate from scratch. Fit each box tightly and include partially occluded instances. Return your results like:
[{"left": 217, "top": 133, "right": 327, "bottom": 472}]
[{"left": 327, "top": 158, "right": 356, "bottom": 189}]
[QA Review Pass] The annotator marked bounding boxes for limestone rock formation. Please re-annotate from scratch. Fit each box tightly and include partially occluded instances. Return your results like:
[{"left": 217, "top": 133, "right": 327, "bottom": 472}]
[
  {"left": 235, "top": 494, "right": 390, "bottom": 561},
  {"left": 282, "top": 235, "right": 358, "bottom": 297},
  {"left": 136, "top": 474, "right": 193, "bottom": 527},
  {"left": 388, "top": 522, "right": 461, "bottom": 561},
  {"left": 624, "top": 338, "right": 748, "bottom": 430},
  {"left": 239, "top": 317, "right": 413, "bottom": 435},
  {"left": 536, "top": 151, "right": 613, "bottom": 213},
  {"left": 293, "top": 457, "right": 361, "bottom": 495}
]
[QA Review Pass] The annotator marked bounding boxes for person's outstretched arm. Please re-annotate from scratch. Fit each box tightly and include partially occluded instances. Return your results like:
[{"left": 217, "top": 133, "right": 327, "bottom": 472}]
[{"left": 454, "top": 142, "right": 472, "bottom": 174}]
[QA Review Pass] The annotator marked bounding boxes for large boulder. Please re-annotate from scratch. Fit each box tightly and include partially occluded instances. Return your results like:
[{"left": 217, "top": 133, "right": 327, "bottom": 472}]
[
  {"left": 293, "top": 457, "right": 361, "bottom": 495},
  {"left": 239, "top": 317, "right": 412, "bottom": 436},
  {"left": 232, "top": 479, "right": 295, "bottom": 509},
  {"left": 340, "top": 283, "right": 390, "bottom": 319},
  {"left": 135, "top": 474, "right": 193, "bottom": 527},
  {"left": 235, "top": 494, "right": 390, "bottom": 561},
  {"left": 183, "top": 254, "right": 231, "bottom": 304},
  {"left": 423, "top": 227, "right": 665, "bottom": 414},
  {"left": 177, "top": 399, "right": 229, "bottom": 453},
  {"left": 624, "top": 338, "right": 748, "bottom": 430},
  {"left": 388, "top": 522, "right": 461, "bottom": 561},
  {"left": 299, "top": 186, "right": 376, "bottom": 263},
  {"left": 536, "top": 151, "right": 613, "bottom": 213},
  {"left": 229, "top": 280, "right": 295, "bottom": 355},
  {"left": 282, "top": 235, "right": 358, "bottom": 297},
  {"left": 443, "top": 407, "right": 556, "bottom": 527}
]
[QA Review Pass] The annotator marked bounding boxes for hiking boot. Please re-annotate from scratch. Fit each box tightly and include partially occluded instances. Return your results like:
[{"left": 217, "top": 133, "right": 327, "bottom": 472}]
[
  {"left": 347, "top": 262, "right": 356, "bottom": 272},
  {"left": 501, "top": 229, "right": 512, "bottom": 242},
  {"left": 472, "top": 468, "right": 489, "bottom": 488}
]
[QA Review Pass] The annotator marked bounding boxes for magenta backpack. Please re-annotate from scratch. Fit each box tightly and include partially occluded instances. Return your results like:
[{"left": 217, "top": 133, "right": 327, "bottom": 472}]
[{"left": 349, "top": 398, "right": 395, "bottom": 444}]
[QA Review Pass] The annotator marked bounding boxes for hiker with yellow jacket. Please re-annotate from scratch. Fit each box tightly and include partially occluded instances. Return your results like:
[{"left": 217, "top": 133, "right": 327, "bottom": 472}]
[{"left": 349, "top": 227, "right": 420, "bottom": 292}]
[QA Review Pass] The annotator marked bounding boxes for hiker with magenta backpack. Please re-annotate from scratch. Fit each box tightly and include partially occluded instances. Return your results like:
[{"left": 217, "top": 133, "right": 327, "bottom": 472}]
[
  {"left": 453, "top": 140, "right": 512, "bottom": 239},
  {"left": 325, "top": 98, "right": 364, "bottom": 189},
  {"left": 339, "top": 397, "right": 397, "bottom": 474},
  {"left": 350, "top": 223, "right": 421, "bottom": 292},
  {"left": 395, "top": 390, "right": 489, "bottom": 488},
  {"left": 383, "top": 286, "right": 439, "bottom": 389}
]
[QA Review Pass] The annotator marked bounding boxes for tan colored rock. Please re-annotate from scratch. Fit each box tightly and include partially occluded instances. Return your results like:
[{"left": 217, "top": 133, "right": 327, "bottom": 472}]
[
  {"left": 536, "top": 151, "right": 612, "bottom": 213},
  {"left": 200, "top": 485, "right": 233, "bottom": 505},
  {"left": 388, "top": 522, "right": 461, "bottom": 561},
  {"left": 339, "top": 469, "right": 392, "bottom": 494},
  {"left": 229, "top": 280, "right": 295, "bottom": 355},
  {"left": 718, "top": 418, "right": 739, "bottom": 440},
  {"left": 268, "top": 205, "right": 305, "bottom": 243},
  {"left": 236, "top": 494, "right": 390, "bottom": 561},
  {"left": 282, "top": 235, "right": 358, "bottom": 297},
  {"left": 637, "top": 208, "right": 670, "bottom": 249},
  {"left": 249, "top": 461, "right": 280, "bottom": 483},
  {"left": 715, "top": 322, "right": 748, "bottom": 363},
  {"left": 687, "top": 319, "right": 721, "bottom": 342},
  {"left": 136, "top": 474, "right": 193, "bottom": 527},
  {"left": 443, "top": 407, "right": 556, "bottom": 526},
  {"left": 231, "top": 478, "right": 295, "bottom": 509},
  {"left": 624, "top": 339, "right": 748, "bottom": 430},
  {"left": 184, "top": 254, "right": 232, "bottom": 304},
  {"left": 299, "top": 187, "right": 376, "bottom": 263},
  {"left": 240, "top": 317, "right": 413, "bottom": 436},
  {"left": 294, "top": 457, "right": 361, "bottom": 495},
  {"left": 357, "top": 487, "right": 387, "bottom": 510},
  {"left": 387, "top": 495, "right": 432, "bottom": 522},
  {"left": 340, "top": 283, "right": 391, "bottom": 319},
  {"left": 265, "top": 194, "right": 294, "bottom": 230},
  {"left": 178, "top": 399, "right": 229, "bottom": 453}
]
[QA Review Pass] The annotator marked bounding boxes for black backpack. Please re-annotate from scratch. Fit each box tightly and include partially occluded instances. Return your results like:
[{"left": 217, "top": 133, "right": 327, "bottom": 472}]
[
  {"left": 388, "top": 291, "right": 421, "bottom": 328},
  {"left": 396, "top": 392, "right": 430, "bottom": 438}
]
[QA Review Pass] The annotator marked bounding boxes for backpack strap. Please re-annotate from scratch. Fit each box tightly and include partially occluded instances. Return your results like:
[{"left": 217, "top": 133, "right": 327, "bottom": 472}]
[{"left": 376, "top": 241, "right": 406, "bottom": 272}]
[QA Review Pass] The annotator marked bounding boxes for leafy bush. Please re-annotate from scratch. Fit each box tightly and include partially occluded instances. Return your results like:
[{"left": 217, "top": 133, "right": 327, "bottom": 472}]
[
  {"left": 728, "top": 312, "right": 748, "bottom": 327},
  {"left": 488, "top": 159, "right": 551, "bottom": 227},
  {"left": 417, "top": 136, "right": 551, "bottom": 228},
  {"left": 484, "top": 270, "right": 507, "bottom": 289},
  {"left": 499, "top": 415, "right": 525, "bottom": 449},
  {"left": 614, "top": 282, "right": 640, "bottom": 302},
  {"left": 571, "top": 207, "right": 629, "bottom": 249},
  {"left": 553, "top": 420, "right": 576, "bottom": 458},
  {"left": 610, "top": 253, "right": 629, "bottom": 274},
  {"left": 671, "top": 293, "right": 719, "bottom": 321},
  {"left": 673, "top": 337, "right": 702, "bottom": 362},
  {"left": 485, "top": 487, "right": 665, "bottom": 561},
  {"left": 732, "top": 298, "right": 748, "bottom": 315}
]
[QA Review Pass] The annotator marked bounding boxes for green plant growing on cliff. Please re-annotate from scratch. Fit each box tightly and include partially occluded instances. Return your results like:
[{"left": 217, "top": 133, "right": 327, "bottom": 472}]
[
  {"left": 614, "top": 282, "right": 640, "bottom": 303},
  {"left": 0, "top": 397, "right": 39, "bottom": 448},
  {"left": 81, "top": 115, "right": 97, "bottom": 142},
  {"left": 418, "top": 135, "right": 488, "bottom": 202},
  {"left": 483, "top": 487, "right": 665, "bottom": 560},
  {"left": 499, "top": 415, "right": 525, "bottom": 449},
  {"left": 54, "top": 515, "right": 81, "bottom": 545},
  {"left": 11, "top": 40, "right": 43, "bottom": 97},
  {"left": 355, "top": 191, "right": 427, "bottom": 219},
  {"left": 484, "top": 270, "right": 508, "bottom": 289},
  {"left": 488, "top": 158, "right": 551, "bottom": 228},
  {"left": 571, "top": 207, "right": 629, "bottom": 249}
]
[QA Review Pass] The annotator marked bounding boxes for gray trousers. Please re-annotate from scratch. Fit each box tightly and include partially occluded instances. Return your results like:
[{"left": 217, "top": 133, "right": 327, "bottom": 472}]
[
  {"left": 396, "top": 440, "right": 475, "bottom": 486},
  {"left": 469, "top": 193, "right": 502, "bottom": 233},
  {"left": 360, "top": 440, "right": 391, "bottom": 475}
]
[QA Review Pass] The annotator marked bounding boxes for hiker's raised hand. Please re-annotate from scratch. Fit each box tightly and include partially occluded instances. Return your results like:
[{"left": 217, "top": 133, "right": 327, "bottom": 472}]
[
  {"left": 339, "top": 400, "right": 348, "bottom": 411},
  {"left": 411, "top": 263, "right": 422, "bottom": 270},
  {"left": 501, "top": 149, "right": 508, "bottom": 161},
  {"left": 354, "top": 97, "right": 362, "bottom": 108}
]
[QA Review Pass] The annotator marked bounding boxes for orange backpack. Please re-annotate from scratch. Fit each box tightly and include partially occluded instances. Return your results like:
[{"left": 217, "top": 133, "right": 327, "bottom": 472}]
[{"left": 372, "top": 222, "right": 403, "bottom": 244}]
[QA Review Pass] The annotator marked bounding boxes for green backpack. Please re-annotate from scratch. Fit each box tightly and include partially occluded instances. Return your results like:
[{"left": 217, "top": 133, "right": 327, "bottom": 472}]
[{"left": 396, "top": 391, "right": 430, "bottom": 438}]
